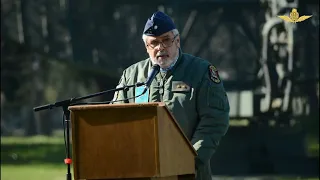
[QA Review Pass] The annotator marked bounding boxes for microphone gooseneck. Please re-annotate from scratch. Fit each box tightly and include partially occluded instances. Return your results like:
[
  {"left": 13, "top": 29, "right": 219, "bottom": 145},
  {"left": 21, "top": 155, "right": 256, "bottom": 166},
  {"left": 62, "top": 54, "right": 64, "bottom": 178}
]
[{"left": 143, "top": 64, "right": 160, "bottom": 93}]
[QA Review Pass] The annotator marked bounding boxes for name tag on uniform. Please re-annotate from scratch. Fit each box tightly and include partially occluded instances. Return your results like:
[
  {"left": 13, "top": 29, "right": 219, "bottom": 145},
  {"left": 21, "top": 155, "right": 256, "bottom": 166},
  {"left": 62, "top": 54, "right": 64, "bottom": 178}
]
[
  {"left": 135, "top": 86, "right": 149, "bottom": 103},
  {"left": 171, "top": 81, "right": 191, "bottom": 92}
]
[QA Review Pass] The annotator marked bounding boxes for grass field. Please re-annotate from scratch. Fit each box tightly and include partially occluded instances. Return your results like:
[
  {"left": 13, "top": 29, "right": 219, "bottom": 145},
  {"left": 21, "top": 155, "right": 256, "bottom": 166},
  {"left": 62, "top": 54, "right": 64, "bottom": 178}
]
[
  {"left": 1, "top": 164, "right": 67, "bottom": 180},
  {"left": 1, "top": 135, "right": 68, "bottom": 180},
  {"left": 1, "top": 135, "right": 319, "bottom": 180},
  {"left": 2, "top": 164, "right": 319, "bottom": 180}
]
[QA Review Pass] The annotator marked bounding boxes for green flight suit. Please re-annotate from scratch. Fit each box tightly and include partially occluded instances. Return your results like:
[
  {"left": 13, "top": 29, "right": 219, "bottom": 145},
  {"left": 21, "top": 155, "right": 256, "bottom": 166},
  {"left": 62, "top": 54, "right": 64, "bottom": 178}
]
[{"left": 112, "top": 50, "right": 230, "bottom": 180}]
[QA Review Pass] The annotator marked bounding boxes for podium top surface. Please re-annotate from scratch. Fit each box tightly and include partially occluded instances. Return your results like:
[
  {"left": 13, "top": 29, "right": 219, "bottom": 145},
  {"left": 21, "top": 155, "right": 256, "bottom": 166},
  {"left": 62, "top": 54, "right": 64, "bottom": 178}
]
[{"left": 68, "top": 102, "right": 162, "bottom": 111}]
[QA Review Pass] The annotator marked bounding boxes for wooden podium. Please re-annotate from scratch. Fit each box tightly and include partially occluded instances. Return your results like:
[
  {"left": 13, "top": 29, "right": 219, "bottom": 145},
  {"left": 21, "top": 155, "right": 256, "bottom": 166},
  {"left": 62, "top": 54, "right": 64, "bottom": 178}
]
[{"left": 68, "top": 102, "right": 197, "bottom": 180}]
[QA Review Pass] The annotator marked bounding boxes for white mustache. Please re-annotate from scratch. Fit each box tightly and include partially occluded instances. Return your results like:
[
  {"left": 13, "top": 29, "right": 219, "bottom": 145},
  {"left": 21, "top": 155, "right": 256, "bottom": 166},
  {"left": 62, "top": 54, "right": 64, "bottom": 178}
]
[{"left": 156, "top": 51, "right": 168, "bottom": 57}]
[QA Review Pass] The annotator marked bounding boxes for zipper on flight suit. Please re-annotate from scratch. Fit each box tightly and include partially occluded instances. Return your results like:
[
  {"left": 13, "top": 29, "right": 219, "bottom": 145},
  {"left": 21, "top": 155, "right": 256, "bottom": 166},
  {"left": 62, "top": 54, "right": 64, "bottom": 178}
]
[
  {"left": 159, "top": 72, "right": 167, "bottom": 102},
  {"left": 159, "top": 80, "right": 164, "bottom": 101}
]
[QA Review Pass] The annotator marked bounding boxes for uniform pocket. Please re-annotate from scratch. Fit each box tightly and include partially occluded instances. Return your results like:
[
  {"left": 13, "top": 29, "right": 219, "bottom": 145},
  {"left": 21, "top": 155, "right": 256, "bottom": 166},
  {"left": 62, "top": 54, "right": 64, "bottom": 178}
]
[{"left": 169, "top": 81, "right": 194, "bottom": 102}]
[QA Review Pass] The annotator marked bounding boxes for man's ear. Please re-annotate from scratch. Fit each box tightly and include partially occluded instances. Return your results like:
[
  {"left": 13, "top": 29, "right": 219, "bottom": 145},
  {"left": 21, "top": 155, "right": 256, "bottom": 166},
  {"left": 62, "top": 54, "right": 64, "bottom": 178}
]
[
  {"left": 145, "top": 44, "right": 151, "bottom": 54},
  {"left": 176, "top": 37, "right": 180, "bottom": 48}
]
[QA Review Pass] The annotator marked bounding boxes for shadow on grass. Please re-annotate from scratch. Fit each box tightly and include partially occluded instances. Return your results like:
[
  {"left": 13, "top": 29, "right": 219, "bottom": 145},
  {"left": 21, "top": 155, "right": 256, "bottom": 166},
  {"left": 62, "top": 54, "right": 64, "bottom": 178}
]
[{"left": 1, "top": 143, "right": 68, "bottom": 164}]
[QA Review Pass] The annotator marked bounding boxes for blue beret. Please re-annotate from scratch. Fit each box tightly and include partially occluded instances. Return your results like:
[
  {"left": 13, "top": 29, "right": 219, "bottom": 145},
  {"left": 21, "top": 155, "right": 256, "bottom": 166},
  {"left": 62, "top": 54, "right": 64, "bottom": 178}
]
[{"left": 143, "top": 11, "right": 176, "bottom": 36}]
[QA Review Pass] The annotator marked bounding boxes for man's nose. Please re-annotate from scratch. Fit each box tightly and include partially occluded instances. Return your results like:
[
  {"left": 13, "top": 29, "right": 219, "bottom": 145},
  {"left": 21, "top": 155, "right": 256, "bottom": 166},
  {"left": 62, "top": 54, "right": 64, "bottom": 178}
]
[{"left": 155, "top": 42, "right": 165, "bottom": 50}]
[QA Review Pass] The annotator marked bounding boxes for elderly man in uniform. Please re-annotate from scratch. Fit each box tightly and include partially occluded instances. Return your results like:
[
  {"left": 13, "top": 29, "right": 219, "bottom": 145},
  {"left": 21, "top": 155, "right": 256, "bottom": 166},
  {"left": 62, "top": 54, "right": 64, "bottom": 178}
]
[{"left": 112, "top": 11, "right": 230, "bottom": 180}]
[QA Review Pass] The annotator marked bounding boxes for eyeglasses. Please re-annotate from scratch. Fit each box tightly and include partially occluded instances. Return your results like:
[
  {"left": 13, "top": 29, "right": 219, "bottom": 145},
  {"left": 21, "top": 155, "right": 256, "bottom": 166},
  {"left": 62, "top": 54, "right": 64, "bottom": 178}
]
[{"left": 147, "top": 34, "right": 178, "bottom": 49}]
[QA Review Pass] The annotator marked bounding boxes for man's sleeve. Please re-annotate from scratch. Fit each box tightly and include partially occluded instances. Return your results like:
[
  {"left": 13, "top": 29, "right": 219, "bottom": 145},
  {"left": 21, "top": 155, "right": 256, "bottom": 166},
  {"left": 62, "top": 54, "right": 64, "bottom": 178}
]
[
  {"left": 111, "top": 71, "right": 128, "bottom": 104},
  {"left": 191, "top": 65, "right": 230, "bottom": 166}
]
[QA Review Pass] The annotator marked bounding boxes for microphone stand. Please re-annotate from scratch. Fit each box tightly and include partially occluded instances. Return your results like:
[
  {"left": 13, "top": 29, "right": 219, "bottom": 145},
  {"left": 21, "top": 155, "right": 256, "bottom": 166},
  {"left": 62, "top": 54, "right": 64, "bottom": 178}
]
[{"left": 33, "top": 82, "right": 145, "bottom": 180}]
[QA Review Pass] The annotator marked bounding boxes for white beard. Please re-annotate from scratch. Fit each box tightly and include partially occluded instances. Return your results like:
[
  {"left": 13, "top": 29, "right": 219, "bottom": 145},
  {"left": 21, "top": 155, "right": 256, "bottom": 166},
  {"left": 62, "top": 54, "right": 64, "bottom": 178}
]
[{"left": 149, "top": 51, "right": 179, "bottom": 69}]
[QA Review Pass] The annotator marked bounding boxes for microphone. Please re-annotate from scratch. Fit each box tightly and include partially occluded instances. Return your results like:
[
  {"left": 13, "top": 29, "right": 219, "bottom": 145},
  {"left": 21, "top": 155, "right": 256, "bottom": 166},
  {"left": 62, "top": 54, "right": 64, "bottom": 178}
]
[{"left": 142, "top": 64, "right": 160, "bottom": 94}]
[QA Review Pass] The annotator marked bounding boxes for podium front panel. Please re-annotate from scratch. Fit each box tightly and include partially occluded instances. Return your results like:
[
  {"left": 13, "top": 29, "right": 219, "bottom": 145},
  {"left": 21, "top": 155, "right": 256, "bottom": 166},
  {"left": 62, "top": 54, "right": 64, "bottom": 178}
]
[{"left": 71, "top": 106, "right": 159, "bottom": 179}]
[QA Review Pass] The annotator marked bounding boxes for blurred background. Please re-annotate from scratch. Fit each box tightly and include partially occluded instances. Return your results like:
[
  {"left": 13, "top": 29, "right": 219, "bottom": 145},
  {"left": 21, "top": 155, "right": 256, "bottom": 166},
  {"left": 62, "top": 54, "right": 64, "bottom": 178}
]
[{"left": 1, "top": 0, "right": 319, "bottom": 180}]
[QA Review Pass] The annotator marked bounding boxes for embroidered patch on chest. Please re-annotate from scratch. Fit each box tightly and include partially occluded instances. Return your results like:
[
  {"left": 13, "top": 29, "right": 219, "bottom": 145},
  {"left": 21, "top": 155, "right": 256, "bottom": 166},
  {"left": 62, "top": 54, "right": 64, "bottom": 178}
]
[{"left": 209, "top": 65, "right": 221, "bottom": 84}]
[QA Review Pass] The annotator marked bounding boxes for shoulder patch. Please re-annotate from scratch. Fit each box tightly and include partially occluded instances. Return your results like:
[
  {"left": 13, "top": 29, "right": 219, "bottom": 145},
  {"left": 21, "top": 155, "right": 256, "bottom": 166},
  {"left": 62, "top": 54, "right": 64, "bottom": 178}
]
[{"left": 209, "top": 65, "right": 221, "bottom": 84}]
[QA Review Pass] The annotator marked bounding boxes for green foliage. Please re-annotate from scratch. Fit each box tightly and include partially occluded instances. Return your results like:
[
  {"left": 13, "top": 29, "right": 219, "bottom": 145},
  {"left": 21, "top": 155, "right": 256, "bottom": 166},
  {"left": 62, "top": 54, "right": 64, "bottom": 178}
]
[
  {"left": 1, "top": 54, "right": 102, "bottom": 136},
  {"left": 1, "top": 135, "right": 64, "bottom": 145},
  {"left": 305, "top": 135, "right": 320, "bottom": 157},
  {"left": 1, "top": 136, "right": 66, "bottom": 164}
]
